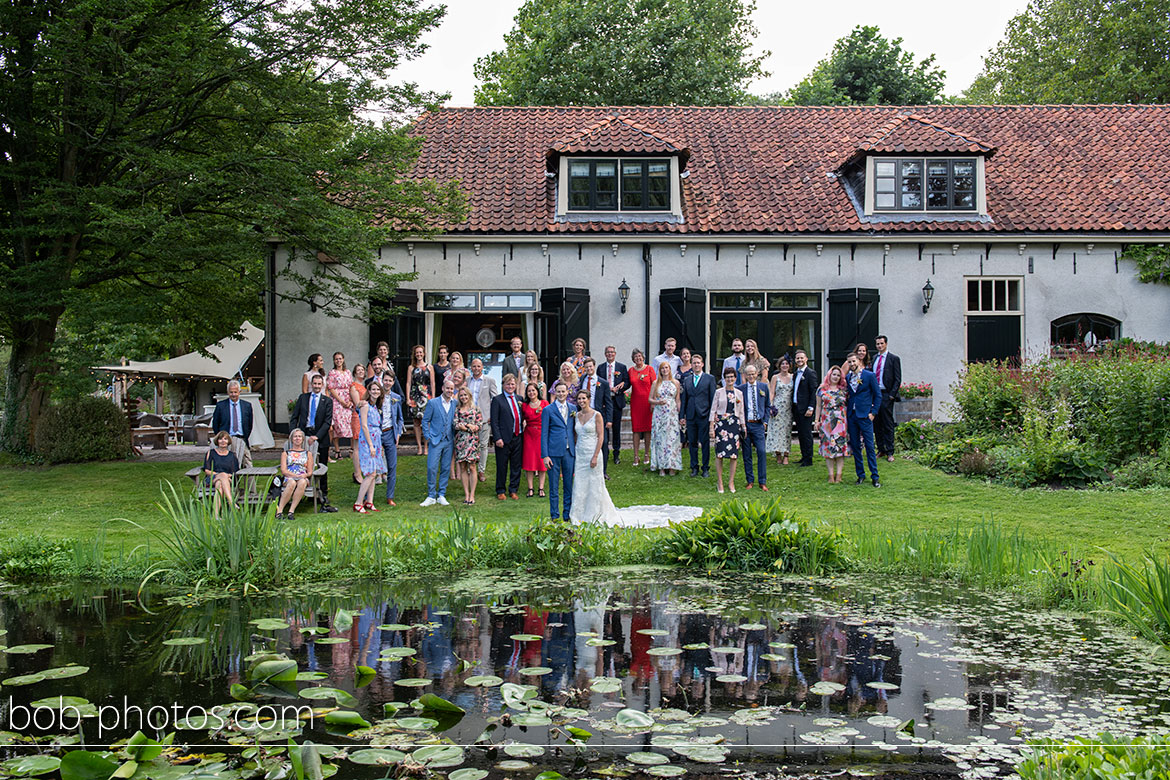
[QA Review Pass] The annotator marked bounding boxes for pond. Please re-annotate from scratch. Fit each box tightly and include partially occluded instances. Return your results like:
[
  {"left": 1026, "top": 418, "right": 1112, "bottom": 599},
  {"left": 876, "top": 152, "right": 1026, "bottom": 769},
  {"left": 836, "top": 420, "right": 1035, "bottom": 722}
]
[{"left": 1, "top": 570, "right": 1169, "bottom": 779}]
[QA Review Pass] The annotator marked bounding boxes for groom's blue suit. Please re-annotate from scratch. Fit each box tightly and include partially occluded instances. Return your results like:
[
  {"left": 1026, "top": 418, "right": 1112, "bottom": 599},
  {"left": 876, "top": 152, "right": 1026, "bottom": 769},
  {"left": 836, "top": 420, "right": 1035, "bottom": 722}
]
[{"left": 540, "top": 401, "right": 577, "bottom": 519}]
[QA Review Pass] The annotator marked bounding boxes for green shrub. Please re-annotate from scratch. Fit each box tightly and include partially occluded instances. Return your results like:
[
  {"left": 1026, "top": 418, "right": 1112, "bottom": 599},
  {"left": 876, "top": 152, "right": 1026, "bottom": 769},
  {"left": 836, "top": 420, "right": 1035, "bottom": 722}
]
[
  {"left": 0, "top": 535, "right": 72, "bottom": 582},
  {"left": 1107, "top": 454, "right": 1170, "bottom": 489},
  {"left": 1017, "top": 733, "right": 1170, "bottom": 780},
  {"left": 922, "top": 433, "right": 1004, "bottom": 472},
  {"left": 33, "top": 395, "right": 130, "bottom": 464},
  {"left": 657, "top": 497, "right": 845, "bottom": 574},
  {"left": 894, "top": 418, "right": 945, "bottom": 451},
  {"left": 1099, "top": 553, "right": 1170, "bottom": 647},
  {"left": 950, "top": 361, "right": 1024, "bottom": 434}
]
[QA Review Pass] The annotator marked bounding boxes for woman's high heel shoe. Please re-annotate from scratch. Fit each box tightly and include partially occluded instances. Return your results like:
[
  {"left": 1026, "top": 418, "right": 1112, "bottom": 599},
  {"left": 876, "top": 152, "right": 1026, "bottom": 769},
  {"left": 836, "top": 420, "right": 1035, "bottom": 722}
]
[
  {"left": 364, "top": 502, "right": 379, "bottom": 512},
  {"left": 527, "top": 489, "right": 534, "bottom": 497},
  {"left": 353, "top": 503, "right": 367, "bottom": 513}
]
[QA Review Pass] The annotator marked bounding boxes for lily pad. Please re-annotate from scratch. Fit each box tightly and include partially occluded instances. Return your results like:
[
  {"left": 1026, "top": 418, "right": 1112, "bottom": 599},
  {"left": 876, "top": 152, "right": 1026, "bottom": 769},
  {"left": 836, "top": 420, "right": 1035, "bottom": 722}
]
[
  {"left": 519, "top": 666, "right": 553, "bottom": 676},
  {"left": 626, "top": 752, "right": 669, "bottom": 766},
  {"left": 739, "top": 623, "right": 767, "bottom": 630},
  {"left": 590, "top": 680, "right": 623, "bottom": 694},
  {"left": 768, "top": 642, "right": 796, "bottom": 649},
  {"left": 504, "top": 744, "right": 545, "bottom": 758},
  {"left": 419, "top": 693, "right": 465, "bottom": 714},
  {"left": 378, "top": 623, "right": 411, "bottom": 631},
  {"left": 715, "top": 674, "right": 748, "bottom": 683},
  {"left": 2, "top": 674, "right": 45, "bottom": 687},
  {"left": 810, "top": 681, "right": 846, "bottom": 695},
  {"left": 585, "top": 638, "right": 616, "bottom": 647},
  {"left": 465, "top": 675, "right": 504, "bottom": 687},
  {"left": 3, "top": 644, "right": 53, "bottom": 655},
  {"left": 867, "top": 716, "right": 902, "bottom": 728},
  {"left": 298, "top": 687, "right": 359, "bottom": 708},
  {"left": 295, "top": 672, "right": 329, "bottom": 681},
  {"left": 380, "top": 647, "right": 417, "bottom": 659},
  {"left": 393, "top": 678, "right": 431, "bottom": 687},
  {"left": 710, "top": 646, "right": 742, "bottom": 654},
  {"left": 395, "top": 717, "right": 440, "bottom": 730},
  {"left": 646, "top": 765, "right": 687, "bottom": 777},
  {"left": 511, "top": 713, "right": 552, "bottom": 727},
  {"left": 412, "top": 746, "right": 463, "bottom": 768},
  {"left": 673, "top": 747, "right": 726, "bottom": 763},
  {"left": 1, "top": 756, "right": 61, "bottom": 777},
  {"left": 615, "top": 709, "right": 654, "bottom": 729},
  {"left": 40, "top": 666, "right": 89, "bottom": 680},
  {"left": 162, "top": 637, "right": 208, "bottom": 646},
  {"left": 636, "top": 629, "right": 669, "bottom": 636},
  {"left": 866, "top": 681, "right": 899, "bottom": 690},
  {"left": 497, "top": 761, "right": 533, "bottom": 771},
  {"left": 30, "top": 696, "right": 89, "bottom": 708},
  {"left": 682, "top": 643, "right": 709, "bottom": 650},
  {"left": 510, "top": 634, "right": 543, "bottom": 641},
  {"left": 647, "top": 647, "right": 682, "bottom": 657},
  {"left": 324, "top": 710, "right": 370, "bottom": 729},
  {"left": 250, "top": 619, "right": 290, "bottom": 631},
  {"left": 450, "top": 770, "right": 488, "bottom": 780},
  {"left": 348, "top": 748, "right": 406, "bottom": 765},
  {"left": 314, "top": 637, "right": 347, "bottom": 645},
  {"left": 759, "top": 653, "right": 783, "bottom": 662}
]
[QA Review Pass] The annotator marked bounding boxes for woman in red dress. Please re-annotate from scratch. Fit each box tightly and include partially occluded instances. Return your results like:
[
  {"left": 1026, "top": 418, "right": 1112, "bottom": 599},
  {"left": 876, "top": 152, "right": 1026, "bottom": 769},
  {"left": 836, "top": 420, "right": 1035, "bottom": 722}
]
[
  {"left": 521, "top": 381, "right": 549, "bottom": 497},
  {"left": 627, "top": 348, "right": 657, "bottom": 466}
]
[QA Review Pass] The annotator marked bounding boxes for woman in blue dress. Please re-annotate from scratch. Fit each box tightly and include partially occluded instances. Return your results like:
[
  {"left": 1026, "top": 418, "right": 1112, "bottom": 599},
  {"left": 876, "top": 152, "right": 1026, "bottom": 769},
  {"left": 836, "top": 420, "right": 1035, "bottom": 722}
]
[{"left": 355, "top": 381, "right": 387, "bottom": 513}]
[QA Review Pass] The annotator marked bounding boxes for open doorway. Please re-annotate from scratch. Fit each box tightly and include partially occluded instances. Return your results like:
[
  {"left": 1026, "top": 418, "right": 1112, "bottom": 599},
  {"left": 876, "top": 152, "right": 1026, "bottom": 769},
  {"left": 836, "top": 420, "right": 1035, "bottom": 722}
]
[{"left": 433, "top": 313, "right": 525, "bottom": 384}]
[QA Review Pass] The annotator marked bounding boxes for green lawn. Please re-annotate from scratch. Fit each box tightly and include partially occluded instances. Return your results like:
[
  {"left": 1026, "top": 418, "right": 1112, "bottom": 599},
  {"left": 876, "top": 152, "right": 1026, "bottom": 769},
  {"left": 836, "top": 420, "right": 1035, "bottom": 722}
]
[{"left": 0, "top": 452, "right": 1166, "bottom": 563}]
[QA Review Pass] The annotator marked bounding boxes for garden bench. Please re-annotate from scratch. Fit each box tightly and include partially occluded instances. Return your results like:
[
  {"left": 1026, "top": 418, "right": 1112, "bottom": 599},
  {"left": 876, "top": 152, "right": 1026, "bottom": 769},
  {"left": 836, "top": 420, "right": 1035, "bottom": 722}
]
[{"left": 184, "top": 464, "right": 327, "bottom": 511}]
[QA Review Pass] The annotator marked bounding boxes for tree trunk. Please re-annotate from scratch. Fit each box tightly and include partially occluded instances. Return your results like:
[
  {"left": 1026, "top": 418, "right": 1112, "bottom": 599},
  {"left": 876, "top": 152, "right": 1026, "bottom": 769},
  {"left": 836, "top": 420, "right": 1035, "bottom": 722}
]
[{"left": 2, "top": 310, "right": 64, "bottom": 454}]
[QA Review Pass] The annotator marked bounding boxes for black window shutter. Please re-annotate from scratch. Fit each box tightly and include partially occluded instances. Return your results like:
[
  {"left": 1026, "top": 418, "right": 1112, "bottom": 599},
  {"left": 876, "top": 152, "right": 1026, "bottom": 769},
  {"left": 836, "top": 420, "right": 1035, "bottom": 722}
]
[
  {"left": 368, "top": 288, "right": 420, "bottom": 379},
  {"left": 539, "top": 287, "right": 591, "bottom": 367},
  {"left": 659, "top": 287, "right": 707, "bottom": 355},
  {"left": 827, "top": 288, "right": 880, "bottom": 368}
]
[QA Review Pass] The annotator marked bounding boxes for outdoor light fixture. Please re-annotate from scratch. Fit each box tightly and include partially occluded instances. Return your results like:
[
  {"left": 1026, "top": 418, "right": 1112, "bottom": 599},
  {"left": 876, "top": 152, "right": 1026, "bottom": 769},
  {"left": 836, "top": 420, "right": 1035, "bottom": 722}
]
[
  {"left": 921, "top": 280, "right": 935, "bottom": 314},
  {"left": 618, "top": 278, "right": 631, "bottom": 314}
]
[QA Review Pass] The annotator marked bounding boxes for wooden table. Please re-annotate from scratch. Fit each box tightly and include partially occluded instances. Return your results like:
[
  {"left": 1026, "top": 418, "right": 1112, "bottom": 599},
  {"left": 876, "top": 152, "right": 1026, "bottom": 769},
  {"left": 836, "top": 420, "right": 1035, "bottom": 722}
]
[{"left": 185, "top": 464, "right": 328, "bottom": 511}]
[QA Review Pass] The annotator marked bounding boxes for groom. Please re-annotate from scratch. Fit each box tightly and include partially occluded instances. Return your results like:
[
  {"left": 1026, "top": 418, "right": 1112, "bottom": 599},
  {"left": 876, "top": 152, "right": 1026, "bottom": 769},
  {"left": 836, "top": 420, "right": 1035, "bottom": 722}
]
[{"left": 541, "top": 382, "right": 576, "bottom": 520}]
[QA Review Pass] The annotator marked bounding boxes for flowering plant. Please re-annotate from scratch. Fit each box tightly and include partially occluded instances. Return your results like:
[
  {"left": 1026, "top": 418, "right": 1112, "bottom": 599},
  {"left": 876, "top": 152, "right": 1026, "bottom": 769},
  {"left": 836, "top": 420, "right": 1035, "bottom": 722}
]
[
  {"left": 286, "top": 398, "right": 296, "bottom": 414},
  {"left": 899, "top": 382, "right": 933, "bottom": 399}
]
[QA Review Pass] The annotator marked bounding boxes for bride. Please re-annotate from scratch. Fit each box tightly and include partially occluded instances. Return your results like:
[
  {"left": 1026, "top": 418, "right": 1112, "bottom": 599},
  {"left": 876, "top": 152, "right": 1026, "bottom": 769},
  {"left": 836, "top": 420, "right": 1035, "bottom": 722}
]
[{"left": 570, "top": 388, "right": 623, "bottom": 525}]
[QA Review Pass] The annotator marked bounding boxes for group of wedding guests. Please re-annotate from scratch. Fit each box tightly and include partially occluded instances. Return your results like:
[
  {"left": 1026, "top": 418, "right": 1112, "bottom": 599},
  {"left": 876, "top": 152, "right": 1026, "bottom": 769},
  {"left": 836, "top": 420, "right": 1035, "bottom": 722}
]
[{"left": 207, "top": 333, "right": 903, "bottom": 517}]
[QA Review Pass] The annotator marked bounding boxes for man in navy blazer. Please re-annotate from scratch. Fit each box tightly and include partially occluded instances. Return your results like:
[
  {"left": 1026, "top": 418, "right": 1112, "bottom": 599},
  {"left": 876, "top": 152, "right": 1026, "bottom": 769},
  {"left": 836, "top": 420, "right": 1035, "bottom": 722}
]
[
  {"left": 844, "top": 352, "right": 882, "bottom": 487},
  {"left": 679, "top": 353, "right": 716, "bottom": 477},
  {"left": 489, "top": 374, "right": 524, "bottom": 499},
  {"left": 212, "top": 380, "right": 253, "bottom": 468},
  {"left": 421, "top": 378, "right": 457, "bottom": 506},
  {"left": 288, "top": 373, "right": 337, "bottom": 512},
  {"left": 737, "top": 364, "right": 771, "bottom": 490},
  {"left": 541, "top": 383, "right": 576, "bottom": 520},
  {"left": 596, "top": 346, "right": 628, "bottom": 464}
]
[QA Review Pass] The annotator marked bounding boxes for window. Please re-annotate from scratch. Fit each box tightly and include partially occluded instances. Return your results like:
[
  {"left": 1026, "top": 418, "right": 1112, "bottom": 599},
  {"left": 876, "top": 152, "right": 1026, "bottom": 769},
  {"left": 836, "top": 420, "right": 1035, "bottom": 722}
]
[
  {"left": 874, "top": 157, "right": 976, "bottom": 212},
  {"left": 423, "top": 292, "right": 477, "bottom": 311},
  {"left": 482, "top": 292, "right": 536, "bottom": 311},
  {"left": 1051, "top": 313, "right": 1120, "bottom": 349},
  {"left": 767, "top": 293, "right": 821, "bottom": 310},
  {"left": 568, "top": 158, "right": 672, "bottom": 211},
  {"left": 966, "top": 278, "right": 1021, "bottom": 313},
  {"left": 422, "top": 292, "right": 537, "bottom": 312}
]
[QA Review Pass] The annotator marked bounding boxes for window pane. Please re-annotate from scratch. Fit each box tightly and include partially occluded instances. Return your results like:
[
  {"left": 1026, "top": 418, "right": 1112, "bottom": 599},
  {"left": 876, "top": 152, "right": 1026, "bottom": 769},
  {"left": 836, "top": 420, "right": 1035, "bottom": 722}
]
[
  {"left": 621, "top": 161, "right": 643, "bottom": 209},
  {"left": 968, "top": 280, "right": 980, "bottom": 311},
  {"left": 902, "top": 192, "right": 922, "bottom": 209},
  {"left": 953, "top": 161, "right": 974, "bottom": 176},
  {"left": 648, "top": 191, "right": 669, "bottom": 209},
  {"left": 482, "top": 292, "right": 536, "bottom": 310},
  {"left": 569, "top": 191, "right": 590, "bottom": 208},
  {"left": 927, "top": 191, "right": 948, "bottom": 208},
  {"left": 569, "top": 162, "right": 590, "bottom": 177},
  {"left": 648, "top": 161, "right": 670, "bottom": 176},
  {"left": 900, "top": 160, "right": 922, "bottom": 209},
  {"left": 875, "top": 177, "right": 895, "bottom": 193},
  {"left": 994, "top": 280, "right": 1007, "bottom": 311},
  {"left": 767, "top": 293, "right": 820, "bottom": 309},
  {"left": 955, "top": 192, "right": 975, "bottom": 209},
  {"left": 875, "top": 160, "right": 896, "bottom": 177},
  {"left": 875, "top": 192, "right": 896, "bottom": 208},
  {"left": 595, "top": 162, "right": 617, "bottom": 209},
  {"left": 424, "top": 293, "right": 477, "bottom": 310},
  {"left": 711, "top": 293, "right": 764, "bottom": 310},
  {"left": 980, "top": 280, "right": 993, "bottom": 311},
  {"left": 1008, "top": 280, "right": 1020, "bottom": 311},
  {"left": 647, "top": 161, "right": 670, "bottom": 209}
]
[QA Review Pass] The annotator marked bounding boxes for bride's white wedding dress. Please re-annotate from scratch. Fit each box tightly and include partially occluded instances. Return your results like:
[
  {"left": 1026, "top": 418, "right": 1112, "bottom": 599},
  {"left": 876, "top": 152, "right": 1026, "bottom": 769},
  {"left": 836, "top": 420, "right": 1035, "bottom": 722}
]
[{"left": 570, "top": 411, "right": 623, "bottom": 526}]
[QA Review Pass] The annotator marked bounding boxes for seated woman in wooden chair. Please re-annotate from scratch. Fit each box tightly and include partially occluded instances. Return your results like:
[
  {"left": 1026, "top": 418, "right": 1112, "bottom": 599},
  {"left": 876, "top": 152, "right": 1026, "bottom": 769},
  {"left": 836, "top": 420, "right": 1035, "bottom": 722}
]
[{"left": 203, "top": 430, "right": 240, "bottom": 513}]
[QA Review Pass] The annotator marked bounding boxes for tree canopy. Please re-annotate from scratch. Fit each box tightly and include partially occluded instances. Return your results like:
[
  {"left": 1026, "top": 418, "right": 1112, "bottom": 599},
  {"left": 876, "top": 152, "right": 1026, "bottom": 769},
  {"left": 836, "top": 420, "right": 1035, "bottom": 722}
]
[
  {"left": 0, "top": 0, "right": 466, "bottom": 452},
  {"left": 786, "top": 25, "right": 946, "bottom": 106},
  {"left": 965, "top": 0, "right": 1170, "bottom": 103},
  {"left": 473, "top": 0, "right": 769, "bottom": 106}
]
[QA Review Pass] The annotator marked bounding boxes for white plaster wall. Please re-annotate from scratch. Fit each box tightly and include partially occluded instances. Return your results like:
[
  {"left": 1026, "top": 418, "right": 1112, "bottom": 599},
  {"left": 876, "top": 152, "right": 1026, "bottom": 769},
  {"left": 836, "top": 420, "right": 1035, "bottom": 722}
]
[{"left": 271, "top": 240, "right": 1170, "bottom": 425}]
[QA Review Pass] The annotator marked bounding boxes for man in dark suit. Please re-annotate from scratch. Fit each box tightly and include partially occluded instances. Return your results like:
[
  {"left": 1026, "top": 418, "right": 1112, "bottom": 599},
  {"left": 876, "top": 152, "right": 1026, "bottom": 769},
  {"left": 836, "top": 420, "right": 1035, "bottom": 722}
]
[
  {"left": 596, "top": 345, "right": 628, "bottom": 464},
  {"left": 501, "top": 336, "right": 525, "bottom": 380},
  {"left": 579, "top": 357, "right": 612, "bottom": 478},
  {"left": 679, "top": 353, "right": 716, "bottom": 477},
  {"left": 737, "top": 364, "right": 771, "bottom": 490},
  {"left": 791, "top": 349, "right": 818, "bottom": 467},
  {"left": 845, "top": 352, "right": 882, "bottom": 487},
  {"left": 490, "top": 373, "right": 524, "bottom": 500},
  {"left": 540, "top": 382, "right": 576, "bottom": 520},
  {"left": 288, "top": 373, "right": 338, "bottom": 512},
  {"left": 212, "top": 380, "right": 253, "bottom": 468},
  {"left": 872, "top": 335, "right": 902, "bottom": 462}
]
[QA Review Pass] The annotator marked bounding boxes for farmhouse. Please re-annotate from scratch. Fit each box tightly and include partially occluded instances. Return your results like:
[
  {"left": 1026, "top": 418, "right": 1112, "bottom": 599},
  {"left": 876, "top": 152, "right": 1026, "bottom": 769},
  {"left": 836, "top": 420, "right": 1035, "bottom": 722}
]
[{"left": 268, "top": 105, "right": 1170, "bottom": 422}]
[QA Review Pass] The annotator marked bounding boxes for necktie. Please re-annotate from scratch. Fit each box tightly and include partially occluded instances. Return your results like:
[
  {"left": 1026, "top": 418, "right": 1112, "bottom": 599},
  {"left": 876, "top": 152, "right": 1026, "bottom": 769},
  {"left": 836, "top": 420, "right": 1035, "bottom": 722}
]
[
  {"left": 559, "top": 402, "right": 567, "bottom": 422},
  {"left": 876, "top": 355, "right": 885, "bottom": 389},
  {"left": 693, "top": 375, "right": 699, "bottom": 387},
  {"left": 231, "top": 402, "right": 239, "bottom": 435},
  {"left": 748, "top": 383, "right": 756, "bottom": 420},
  {"left": 509, "top": 394, "right": 520, "bottom": 436},
  {"left": 793, "top": 372, "right": 799, "bottom": 403},
  {"left": 608, "top": 364, "right": 614, "bottom": 388}
]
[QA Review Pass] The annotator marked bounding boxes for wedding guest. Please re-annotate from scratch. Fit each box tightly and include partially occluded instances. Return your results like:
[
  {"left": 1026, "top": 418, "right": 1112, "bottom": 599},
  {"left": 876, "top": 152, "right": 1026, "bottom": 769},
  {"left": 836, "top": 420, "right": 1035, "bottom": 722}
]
[
  {"left": 737, "top": 364, "right": 770, "bottom": 491},
  {"left": 420, "top": 378, "right": 456, "bottom": 506},
  {"left": 744, "top": 339, "right": 770, "bottom": 378},
  {"left": 275, "top": 428, "right": 313, "bottom": 520},
  {"left": 872, "top": 335, "right": 902, "bottom": 462},
  {"left": 490, "top": 373, "right": 524, "bottom": 500},
  {"left": 597, "top": 345, "right": 628, "bottom": 464},
  {"left": 502, "top": 337, "right": 525, "bottom": 379},
  {"left": 844, "top": 352, "right": 882, "bottom": 487},
  {"left": 791, "top": 349, "right": 819, "bottom": 467},
  {"left": 579, "top": 357, "right": 613, "bottom": 477},
  {"left": 302, "top": 353, "right": 326, "bottom": 394},
  {"left": 211, "top": 379, "right": 252, "bottom": 467},
  {"left": 203, "top": 430, "right": 239, "bottom": 512},
  {"left": 467, "top": 358, "right": 498, "bottom": 482},
  {"left": 816, "top": 365, "right": 850, "bottom": 483},
  {"left": 349, "top": 363, "right": 368, "bottom": 483},
  {"left": 710, "top": 367, "right": 746, "bottom": 493},
  {"left": 722, "top": 338, "right": 746, "bottom": 383},
  {"left": 551, "top": 361, "right": 580, "bottom": 399},
  {"left": 354, "top": 380, "right": 386, "bottom": 513},
  {"left": 521, "top": 381, "right": 549, "bottom": 497},
  {"left": 677, "top": 347, "right": 692, "bottom": 380},
  {"left": 854, "top": 341, "right": 870, "bottom": 368},
  {"left": 627, "top": 348, "right": 656, "bottom": 467},
  {"left": 679, "top": 353, "right": 716, "bottom": 477},
  {"left": 380, "top": 376, "right": 405, "bottom": 506},
  {"left": 448, "top": 351, "right": 464, "bottom": 381},
  {"left": 525, "top": 363, "right": 547, "bottom": 400},
  {"left": 525, "top": 349, "right": 541, "bottom": 375},
  {"left": 569, "top": 338, "right": 588, "bottom": 373},
  {"left": 434, "top": 345, "right": 452, "bottom": 384},
  {"left": 453, "top": 387, "right": 483, "bottom": 505},
  {"left": 767, "top": 355, "right": 794, "bottom": 466},
  {"left": 326, "top": 352, "right": 353, "bottom": 461},
  {"left": 367, "top": 340, "right": 391, "bottom": 377},
  {"left": 288, "top": 373, "right": 338, "bottom": 512},
  {"left": 653, "top": 337, "right": 684, "bottom": 380},
  {"left": 365, "top": 356, "right": 388, "bottom": 389},
  {"left": 405, "top": 344, "right": 435, "bottom": 456},
  {"left": 649, "top": 361, "right": 682, "bottom": 476}
]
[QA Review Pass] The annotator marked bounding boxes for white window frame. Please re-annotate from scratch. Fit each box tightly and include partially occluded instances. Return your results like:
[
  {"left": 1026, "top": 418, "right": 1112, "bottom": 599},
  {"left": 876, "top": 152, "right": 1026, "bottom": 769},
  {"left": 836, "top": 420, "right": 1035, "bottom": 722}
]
[
  {"left": 964, "top": 276, "right": 1023, "bottom": 314},
  {"left": 557, "top": 156, "right": 682, "bottom": 217},
  {"left": 864, "top": 156, "right": 987, "bottom": 215}
]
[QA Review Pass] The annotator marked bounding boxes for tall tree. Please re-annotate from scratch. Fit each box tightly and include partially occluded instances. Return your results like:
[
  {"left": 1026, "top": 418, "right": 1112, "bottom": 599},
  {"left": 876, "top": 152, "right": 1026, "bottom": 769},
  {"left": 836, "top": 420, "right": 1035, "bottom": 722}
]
[
  {"left": 0, "top": 0, "right": 466, "bottom": 453},
  {"left": 787, "top": 25, "right": 946, "bottom": 105},
  {"left": 473, "top": 0, "right": 769, "bottom": 106},
  {"left": 966, "top": 0, "right": 1170, "bottom": 103}
]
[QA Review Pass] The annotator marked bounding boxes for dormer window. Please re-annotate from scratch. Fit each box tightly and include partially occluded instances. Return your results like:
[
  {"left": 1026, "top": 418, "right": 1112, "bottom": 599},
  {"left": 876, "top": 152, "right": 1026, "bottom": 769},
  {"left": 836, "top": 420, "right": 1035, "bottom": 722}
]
[
  {"left": 568, "top": 158, "right": 671, "bottom": 211},
  {"left": 874, "top": 157, "right": 976, "bottom": 211}
]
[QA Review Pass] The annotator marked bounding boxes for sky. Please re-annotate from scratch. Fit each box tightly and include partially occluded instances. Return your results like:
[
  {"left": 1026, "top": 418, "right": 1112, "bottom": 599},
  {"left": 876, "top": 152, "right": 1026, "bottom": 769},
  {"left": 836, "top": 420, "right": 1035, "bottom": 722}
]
[{"left": 389, "top": 0, "right": 1033, "bottom": 106}]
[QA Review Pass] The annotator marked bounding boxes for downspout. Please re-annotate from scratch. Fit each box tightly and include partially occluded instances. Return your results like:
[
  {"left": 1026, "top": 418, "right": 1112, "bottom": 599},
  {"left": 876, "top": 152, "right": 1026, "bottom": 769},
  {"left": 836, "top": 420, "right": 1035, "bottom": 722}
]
[{"left": 642, "top": 243, "right": 652, "bottom": 353}]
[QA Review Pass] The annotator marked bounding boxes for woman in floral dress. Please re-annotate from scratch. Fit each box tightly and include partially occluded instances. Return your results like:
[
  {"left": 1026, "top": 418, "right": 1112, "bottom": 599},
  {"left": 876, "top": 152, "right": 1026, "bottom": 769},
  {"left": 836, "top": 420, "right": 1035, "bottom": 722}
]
[
  {"left": 709, "top": 367, "right": 746, "bottom": 493},
  {"left": 816, "top": 365, "right": 851, "bottom": 483},
  {"left": 648, "top": 362, "right": 682, "bottom": 475},
  {"left": 405, "top": 344, "right": 434, "bottom": 456},
  {"left": 766, "top": 355, "right": 794, "bottom": 465},
  {"left": 453, "top": 387, "right": 483, "bottom": 505},
  {"left": 325, "top": 352, "right": 353, "bottom": 461}
]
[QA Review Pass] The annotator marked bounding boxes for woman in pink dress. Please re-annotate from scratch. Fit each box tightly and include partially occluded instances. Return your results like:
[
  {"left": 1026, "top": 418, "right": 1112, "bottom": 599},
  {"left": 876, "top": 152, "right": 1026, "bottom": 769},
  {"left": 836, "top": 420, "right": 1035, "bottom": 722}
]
[
  {"left": 626, "top": 348, "right": 656, "bottom": 466},
  {"left": 349, "top": 363, "right": 368, "bottom": 483},
  {"left": 815, "top": 365, "right": 851, "bottom": 483},
  {"left": 521, "top": 382, "right": 549, "bottom": 497},
  {"left": 326, "top": 352, "right": 353, "bottom": 461}
]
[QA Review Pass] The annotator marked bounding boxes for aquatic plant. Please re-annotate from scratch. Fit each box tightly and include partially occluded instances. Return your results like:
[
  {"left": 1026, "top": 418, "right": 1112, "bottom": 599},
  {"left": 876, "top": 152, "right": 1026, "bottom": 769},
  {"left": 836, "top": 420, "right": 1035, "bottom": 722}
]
[
  {"left": 1016, "top": 733, "right": 1170, "bottom": 779},
  {"left": 657, "top": 497, "right": 845, "bottom": 573},
  {"left": 1099, "top": 552, "right": 1170, "bottom": 647}
]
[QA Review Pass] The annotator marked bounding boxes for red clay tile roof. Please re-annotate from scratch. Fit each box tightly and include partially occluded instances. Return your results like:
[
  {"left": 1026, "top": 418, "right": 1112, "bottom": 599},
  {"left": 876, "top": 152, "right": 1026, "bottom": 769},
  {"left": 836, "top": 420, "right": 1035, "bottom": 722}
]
[
  {"left": 858, "top": 113, "right": 995, "bottom": 155},
  {"left": 404, "top": 105, "right": 1170, "bottom": 235},
  {"left": 550, "top": 114, "right": 686, "bottom": 157}
]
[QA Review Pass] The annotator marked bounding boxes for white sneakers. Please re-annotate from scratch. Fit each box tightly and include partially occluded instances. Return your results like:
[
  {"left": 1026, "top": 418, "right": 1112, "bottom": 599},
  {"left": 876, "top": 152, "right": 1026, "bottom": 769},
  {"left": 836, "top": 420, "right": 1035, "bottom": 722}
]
[
  {"left": 436, "top": 496, "right": 450, "bottom": 506},
  {"left": 419, "top": 497, "right": 437, "bottom": 507}
]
